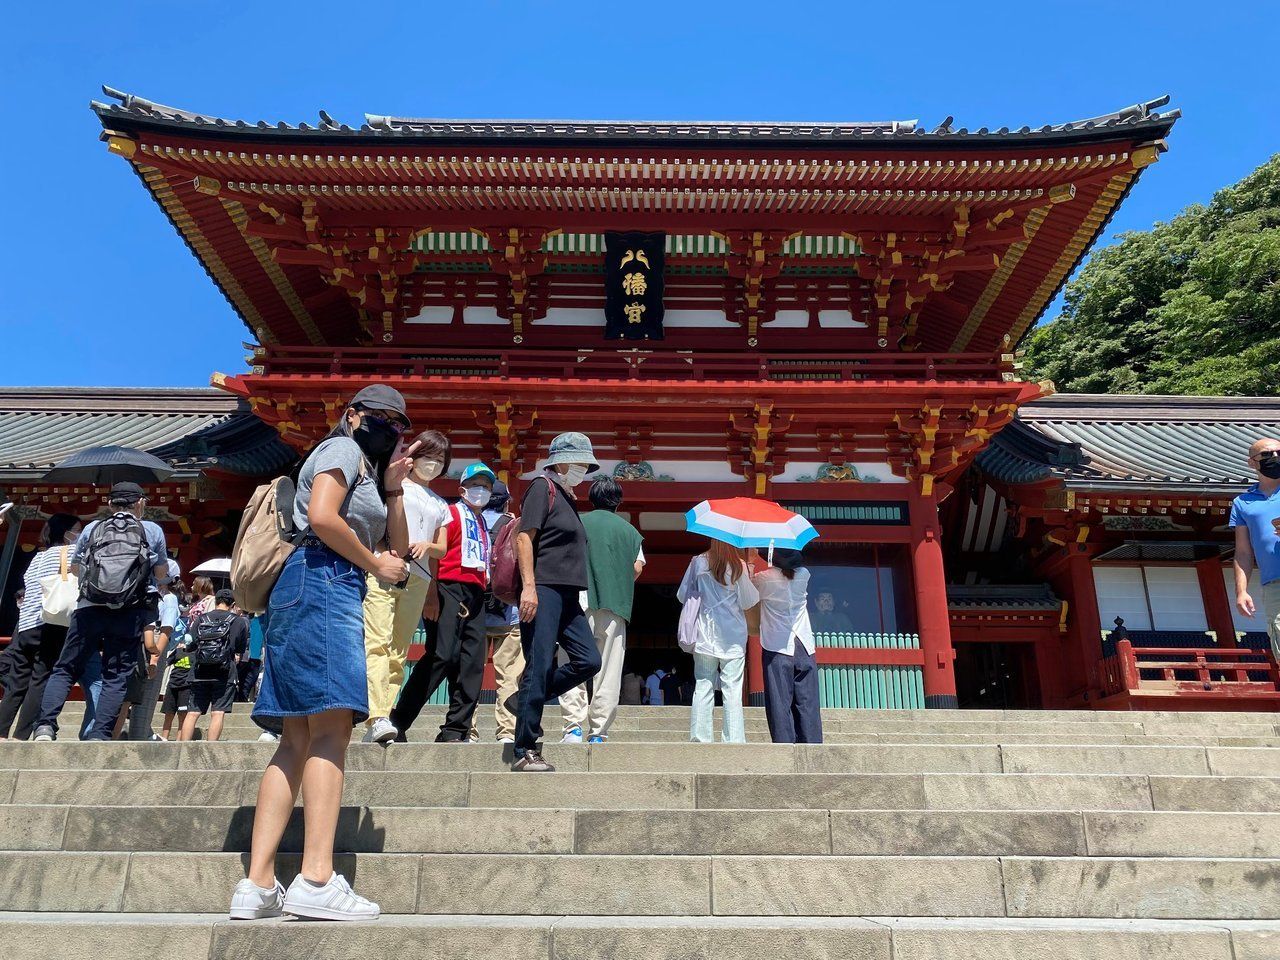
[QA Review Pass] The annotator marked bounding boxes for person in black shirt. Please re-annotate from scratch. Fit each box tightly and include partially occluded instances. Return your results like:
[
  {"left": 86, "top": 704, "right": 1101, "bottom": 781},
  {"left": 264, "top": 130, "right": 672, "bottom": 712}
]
[
  {"left": 659, "top": 665, "right": 685, "bottom": 707},
  {"left": 510, "top": 432, "right": 604, "bottom": 772},
  {"left": 180, "top": 590, "right": 248, "bottom": 743}
]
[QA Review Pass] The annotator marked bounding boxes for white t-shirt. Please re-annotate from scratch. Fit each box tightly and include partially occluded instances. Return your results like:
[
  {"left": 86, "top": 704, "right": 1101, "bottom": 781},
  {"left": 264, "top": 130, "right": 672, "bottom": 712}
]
[
  {"left": 751, "top": 566, "right": 815, "bottom": 657},
  {"left": 403, "top": 480, "right": 449, "bottom": 582},
  {"left": 676, "top": 555, "right": 760, "bottom": 660}
]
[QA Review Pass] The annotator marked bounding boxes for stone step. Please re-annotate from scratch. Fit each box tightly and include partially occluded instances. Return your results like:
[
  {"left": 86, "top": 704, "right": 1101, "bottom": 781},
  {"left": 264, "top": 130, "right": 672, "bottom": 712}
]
[
  {"left": 7, "top": 769, "right": 1279, "bottom": 812},
  {"left": 4, "top": 851, "right": 1278, "bottom": 919},
  {"left": 50, "top": 703, "right": 1280, "bottom": 735},
  {"left": 122, "top": 732, "right": 1280, "bottom": 757},
  {"left": 4, "top": 740, "right": 1280, "bottom": 777},
  {"left": 9, "top": 803, "right": 1278, "bottom": 858},
  {"left": 2, "top": 913, "right": 1275, "bottom": 960}
]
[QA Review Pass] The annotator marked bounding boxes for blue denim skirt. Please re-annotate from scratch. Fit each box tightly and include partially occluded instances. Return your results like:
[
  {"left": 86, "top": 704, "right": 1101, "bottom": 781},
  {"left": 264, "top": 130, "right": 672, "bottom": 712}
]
[{"left": 253, "top": 543, "right": 370, "bottom": 725}]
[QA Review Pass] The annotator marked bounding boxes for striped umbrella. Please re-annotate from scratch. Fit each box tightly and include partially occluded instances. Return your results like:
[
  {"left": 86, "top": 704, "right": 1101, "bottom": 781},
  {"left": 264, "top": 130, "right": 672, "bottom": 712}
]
[{"left": 684, "top": 497, "right": 819, "bottom": 552}]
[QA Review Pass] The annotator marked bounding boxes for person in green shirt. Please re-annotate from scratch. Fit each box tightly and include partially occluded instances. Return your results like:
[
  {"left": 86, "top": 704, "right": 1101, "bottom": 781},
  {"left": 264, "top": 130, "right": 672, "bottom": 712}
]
[{"left": 560, "top": 476, "right": 644, "bottom": 743}]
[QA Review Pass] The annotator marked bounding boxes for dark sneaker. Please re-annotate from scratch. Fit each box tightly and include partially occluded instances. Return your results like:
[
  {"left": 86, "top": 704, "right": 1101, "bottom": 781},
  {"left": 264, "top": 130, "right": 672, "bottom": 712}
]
[
  {"left": 32, "top": 725, "right": 55, "bottom": 742},
  {"left": 511, "top": 750, "right": 555, "bottom": 772}
]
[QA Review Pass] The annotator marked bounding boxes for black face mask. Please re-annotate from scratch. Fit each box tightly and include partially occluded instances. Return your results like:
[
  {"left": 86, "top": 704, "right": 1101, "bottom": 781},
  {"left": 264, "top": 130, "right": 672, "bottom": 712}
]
[
  {"left": 1259, "top": 454, "right": 1280, "bottom": 480},
  {"left": 353, "top": 417, "right": 399, "bottom": 459}
]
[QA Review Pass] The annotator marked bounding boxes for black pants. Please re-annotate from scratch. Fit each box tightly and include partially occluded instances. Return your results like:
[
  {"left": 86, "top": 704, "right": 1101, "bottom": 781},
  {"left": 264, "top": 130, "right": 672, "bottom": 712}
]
[
  {"left": 391, "top": 580, "right": 487, "bottom": 741},
  {"left": 37, "top": 606, "right": 145, "bottom": 741},
  {"left": 514, "top": 584, "right": 602, "bottom": 756},
  {"left": 762, "top": 644, "right": 823, "bottom": 744},
  {"left": 0, "top": 623, "right": 68, "bottom": 739},
  {"left": 237, "top": 659, "right": 262, "bottom": 701}
]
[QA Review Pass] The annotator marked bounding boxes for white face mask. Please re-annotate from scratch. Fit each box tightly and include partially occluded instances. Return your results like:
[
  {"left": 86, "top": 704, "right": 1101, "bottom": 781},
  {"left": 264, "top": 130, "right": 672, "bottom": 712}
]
[
  {"left": 558, "top": 465, "right": 588, "bottom": 489},
  {"left": 412, "top": 460, "right": 442, "bottom": 483},
  {"left": 462, "top": 486, "right": 492, "bottom": 508}
]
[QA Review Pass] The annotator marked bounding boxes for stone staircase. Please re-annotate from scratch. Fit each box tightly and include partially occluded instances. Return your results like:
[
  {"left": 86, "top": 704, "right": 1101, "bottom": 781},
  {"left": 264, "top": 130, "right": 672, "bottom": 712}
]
[{"left": 1, "top": 705, "right": 1278, "bottom": 959}]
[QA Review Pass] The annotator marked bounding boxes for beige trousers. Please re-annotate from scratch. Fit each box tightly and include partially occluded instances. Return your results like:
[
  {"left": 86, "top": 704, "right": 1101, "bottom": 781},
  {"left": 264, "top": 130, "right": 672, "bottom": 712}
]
[
  {"left": 560, "top": 609, "right": 626, "bottom": 738},
  {"left": 363, "top": 573, "right": 431, "bottom": 721},
  {"left": 1264, "top": 581, "right": 1280, "bottom": 662},
  {"left": 490, "top": 625, "right": 525, "bottom": 741}
]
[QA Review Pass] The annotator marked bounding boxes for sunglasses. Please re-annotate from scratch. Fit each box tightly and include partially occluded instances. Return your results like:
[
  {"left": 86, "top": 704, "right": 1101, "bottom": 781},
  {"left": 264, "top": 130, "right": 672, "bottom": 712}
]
[{"left": 356, "top": 407, "right": 408, "bottom": 435}]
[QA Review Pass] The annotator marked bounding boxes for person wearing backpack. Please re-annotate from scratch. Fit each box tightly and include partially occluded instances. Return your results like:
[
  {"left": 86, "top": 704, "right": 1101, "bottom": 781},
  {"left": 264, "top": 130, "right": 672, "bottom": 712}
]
[
  {"left": 232, "top": 384, "right": 416, "bottom": 923},
  {"left": 509, "top": 433, "right": 604, "bottom": 773},
  {"left": 390, "top": 462, "right": 495, "bottom": 743},
  {"left": 33, "top": 482, "right": 170, "bottom": 743},
  {"left": 677, "top": 540, "right": 760, "bottom": 744},
  {"left": 126, "top": 559, "right": 184, "bottom": 741},
  {"left": 179, "top": 589, "right": 248, "bottom": 742}
]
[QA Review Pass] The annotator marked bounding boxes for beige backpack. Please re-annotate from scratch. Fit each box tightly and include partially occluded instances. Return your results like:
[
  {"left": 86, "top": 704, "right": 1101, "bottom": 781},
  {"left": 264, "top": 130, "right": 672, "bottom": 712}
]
[{"left": 230, "top": 475, "right": 298, "bottom": 615}]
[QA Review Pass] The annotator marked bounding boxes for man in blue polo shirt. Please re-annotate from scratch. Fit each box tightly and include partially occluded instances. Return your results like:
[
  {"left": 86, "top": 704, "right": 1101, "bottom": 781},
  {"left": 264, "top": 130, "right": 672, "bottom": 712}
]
[{"left": 1230, "top": 438, "right": 1280, "bottom": 660}]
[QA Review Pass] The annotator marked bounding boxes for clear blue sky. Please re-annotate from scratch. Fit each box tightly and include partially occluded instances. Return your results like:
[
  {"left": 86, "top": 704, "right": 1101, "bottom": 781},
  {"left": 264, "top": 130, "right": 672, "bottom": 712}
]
[{"left": 2, "top": 1, "right": 1276, "bottom": 387}]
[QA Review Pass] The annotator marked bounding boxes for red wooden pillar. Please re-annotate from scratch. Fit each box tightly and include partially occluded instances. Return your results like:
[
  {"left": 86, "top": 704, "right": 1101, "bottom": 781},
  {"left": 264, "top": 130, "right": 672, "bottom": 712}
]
[
  {"left": 908, "top": 484, "right": 957, "bottom": 708},
  {"left": 1196, "top": 557, "right": 1237, "bottom": 647},
  {"left": 1067, "top": 550, "right": 1104, "bottom": 695}
]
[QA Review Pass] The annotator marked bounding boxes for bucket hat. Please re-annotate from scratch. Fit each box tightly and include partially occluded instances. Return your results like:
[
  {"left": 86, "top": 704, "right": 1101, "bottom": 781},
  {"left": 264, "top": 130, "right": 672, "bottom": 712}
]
[{"left": 545, "top": 432, "right": 600, "bottom": 473}]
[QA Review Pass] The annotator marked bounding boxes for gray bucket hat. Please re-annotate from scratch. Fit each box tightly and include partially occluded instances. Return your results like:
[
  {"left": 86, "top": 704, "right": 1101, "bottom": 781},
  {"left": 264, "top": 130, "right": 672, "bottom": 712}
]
[{"left": 546, "top": 432, "right": 600, "bottom": 473}]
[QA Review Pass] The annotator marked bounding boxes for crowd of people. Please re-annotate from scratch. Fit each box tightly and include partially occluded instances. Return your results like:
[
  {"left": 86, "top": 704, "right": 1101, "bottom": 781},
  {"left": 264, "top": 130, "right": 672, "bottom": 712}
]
[
  {"left": 0, "top": 490, "right": 259, "bottom": 745},
  {"left": 5, "top": 379, "right": 1277, "bottom": 923}
]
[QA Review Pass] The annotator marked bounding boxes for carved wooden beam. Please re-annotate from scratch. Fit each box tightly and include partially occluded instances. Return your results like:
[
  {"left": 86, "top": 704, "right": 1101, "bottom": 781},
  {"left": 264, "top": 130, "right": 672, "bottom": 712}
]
[
  {"left": 717, "top": 230, "right": 791, "bottom": 345},
  {"left": 481, "top": 227, "right": 553, "bottom": 343},
  {"left": 729, "top": 401, "right": 795, "bottom": 496}
]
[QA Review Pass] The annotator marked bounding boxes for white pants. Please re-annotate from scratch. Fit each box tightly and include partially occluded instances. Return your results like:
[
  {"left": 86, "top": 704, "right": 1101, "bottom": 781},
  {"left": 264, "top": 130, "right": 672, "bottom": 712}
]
[
  {"left": 560, "top": 609, "right": 626, "bottom": 738},
  {"left": 690, "top": 652, "right": 746, "bottom": 744}
]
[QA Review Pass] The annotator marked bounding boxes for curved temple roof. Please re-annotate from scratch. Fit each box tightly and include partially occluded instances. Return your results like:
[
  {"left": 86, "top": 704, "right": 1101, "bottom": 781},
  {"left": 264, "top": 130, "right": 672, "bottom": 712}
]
[
  {"left": 94, "top": 86, "right": 1179, "bottom": 148},
  {"left": 0, "top": 388, "right": 296, "bottom": 482},
  {"left": 977, "top": 394, "right": 1280, "bottom": 494},
  {"left": 90, "top": 87, "right": 1178, "bottom": 354}
]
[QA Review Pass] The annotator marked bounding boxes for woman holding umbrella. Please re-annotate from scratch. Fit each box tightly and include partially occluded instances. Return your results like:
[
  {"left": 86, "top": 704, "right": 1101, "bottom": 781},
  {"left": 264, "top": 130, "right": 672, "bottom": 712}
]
[{"left": 680, "top": 497, "right": 820, "bottom": 744}]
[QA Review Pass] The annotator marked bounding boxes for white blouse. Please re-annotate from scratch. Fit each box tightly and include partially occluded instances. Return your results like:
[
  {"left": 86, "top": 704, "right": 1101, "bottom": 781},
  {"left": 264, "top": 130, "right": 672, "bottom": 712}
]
[
  {"left": 676, "top": 555, "right": 760, "bottom": 659},
  {"left": 751, "top": 566, "right": 815, "bottom": 657},
  {"left": 403, "top": 480, "right": 450, "bottom": 582}
]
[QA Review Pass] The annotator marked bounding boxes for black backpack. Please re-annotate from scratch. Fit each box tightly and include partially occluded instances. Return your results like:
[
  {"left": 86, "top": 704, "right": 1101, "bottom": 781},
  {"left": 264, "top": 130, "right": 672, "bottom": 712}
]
[
  {"left": 193, "top": 610, "right": 237, "bottom": 668},
  {"left": 79, "top": 513, "right": 151, "bottom": 609}
]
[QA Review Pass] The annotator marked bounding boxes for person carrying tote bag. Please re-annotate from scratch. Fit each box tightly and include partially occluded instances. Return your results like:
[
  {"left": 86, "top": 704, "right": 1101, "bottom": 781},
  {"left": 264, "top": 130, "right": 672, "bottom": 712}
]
[
  {"left": 39, "top": 543, "right": 78, "bottom": 627},
  {"left": 0, "top": 514, "right": 81, "bottom": 740}
]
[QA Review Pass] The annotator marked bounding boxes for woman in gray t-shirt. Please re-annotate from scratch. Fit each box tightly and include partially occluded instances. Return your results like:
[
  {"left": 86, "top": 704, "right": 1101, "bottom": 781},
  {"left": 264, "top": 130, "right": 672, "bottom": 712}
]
[{"left": 234, "top": 384, "right": 418, "bottom": 922}]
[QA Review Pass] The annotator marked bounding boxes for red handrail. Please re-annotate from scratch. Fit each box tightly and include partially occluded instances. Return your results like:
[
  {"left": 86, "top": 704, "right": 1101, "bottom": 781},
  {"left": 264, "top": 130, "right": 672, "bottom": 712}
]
[
  {"left": 1100, "top": 639, "right": 1280, "bottom": 697},
  {"left": 259, "top": 344, "right": 1011, "bottom": 384}
]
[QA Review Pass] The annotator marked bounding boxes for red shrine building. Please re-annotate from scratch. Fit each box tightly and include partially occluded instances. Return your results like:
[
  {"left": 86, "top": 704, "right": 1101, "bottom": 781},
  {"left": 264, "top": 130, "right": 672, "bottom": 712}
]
[{"left": 3, "top": 89, "right": 1276, "bottom": 710}]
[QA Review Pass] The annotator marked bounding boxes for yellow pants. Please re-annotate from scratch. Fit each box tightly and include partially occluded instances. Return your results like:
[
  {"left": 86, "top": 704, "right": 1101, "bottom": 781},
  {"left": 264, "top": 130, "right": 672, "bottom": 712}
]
[
  {"left": 491, "top": 625, "right": 525, "bottom": 741},
  {"left": 363, "top": 574, "right": 431, "bottom": 720}
]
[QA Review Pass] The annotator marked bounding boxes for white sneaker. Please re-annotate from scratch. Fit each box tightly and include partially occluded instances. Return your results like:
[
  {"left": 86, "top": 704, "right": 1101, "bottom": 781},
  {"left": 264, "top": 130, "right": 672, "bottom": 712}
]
[
  {"left": 363, "top": 717, "right": 398, "bottom": 744},
  {"left": 561, "top": 726, "right": 583, "bottom": 744},
  {"left": 283, "top": 872, "right": 379, "bottom": 921},
  {"left": 498, "top": 736, "right": 515, "bottom": 744},
  {"left": 230, "top": 878, "right": 285, "bottom": 920},
  {"left": 257, "top": 731, "right": 280, "bottom": 743}
]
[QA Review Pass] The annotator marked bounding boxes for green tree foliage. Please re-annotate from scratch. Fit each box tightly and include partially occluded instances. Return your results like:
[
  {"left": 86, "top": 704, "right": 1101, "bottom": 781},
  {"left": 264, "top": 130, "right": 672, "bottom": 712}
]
[{"left": 1023, "top": 155, "right": 1280, "bottom": 396}]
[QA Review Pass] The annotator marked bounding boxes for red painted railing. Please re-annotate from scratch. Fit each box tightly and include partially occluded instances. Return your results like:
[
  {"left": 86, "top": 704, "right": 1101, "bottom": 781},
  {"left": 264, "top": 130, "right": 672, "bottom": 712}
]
[
  {"left": 1099, "top": 639, "right": 1280, "bottom": 699},
  {"left": 259, "top": 345, "right": 1013, "bottom": 384}
]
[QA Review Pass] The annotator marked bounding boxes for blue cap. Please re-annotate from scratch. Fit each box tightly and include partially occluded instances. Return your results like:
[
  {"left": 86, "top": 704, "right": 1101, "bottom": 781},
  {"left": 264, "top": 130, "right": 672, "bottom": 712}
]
[{"left": 460, "top": 462, "right": 497, "bottom": 484}]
